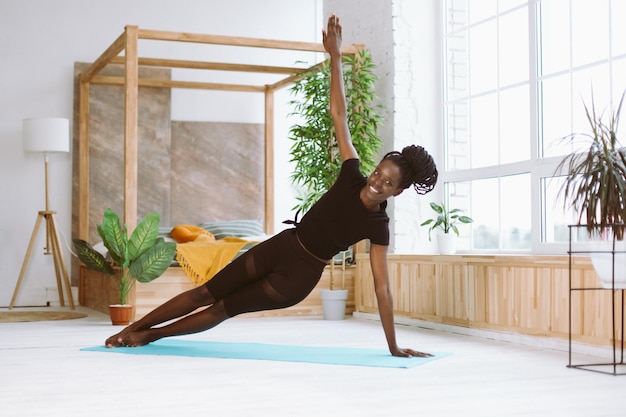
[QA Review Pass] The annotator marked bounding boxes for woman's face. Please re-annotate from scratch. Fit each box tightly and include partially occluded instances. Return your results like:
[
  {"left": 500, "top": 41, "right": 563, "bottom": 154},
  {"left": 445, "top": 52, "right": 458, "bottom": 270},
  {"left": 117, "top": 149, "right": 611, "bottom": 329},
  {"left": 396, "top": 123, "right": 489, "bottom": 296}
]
[{"left": 365, "top": 159, "right": 404, "bottom": 201}]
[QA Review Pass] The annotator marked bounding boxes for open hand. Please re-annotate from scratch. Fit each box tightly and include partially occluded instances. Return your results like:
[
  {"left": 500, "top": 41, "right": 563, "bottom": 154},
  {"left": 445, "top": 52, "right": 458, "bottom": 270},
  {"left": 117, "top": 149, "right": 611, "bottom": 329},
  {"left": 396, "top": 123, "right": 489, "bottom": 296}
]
[
  {"left": 322, "top": 14, "right": 342, "bottom": 56},
  {"left": 391, "top": 347, "right": 434, "bottom": 358}
]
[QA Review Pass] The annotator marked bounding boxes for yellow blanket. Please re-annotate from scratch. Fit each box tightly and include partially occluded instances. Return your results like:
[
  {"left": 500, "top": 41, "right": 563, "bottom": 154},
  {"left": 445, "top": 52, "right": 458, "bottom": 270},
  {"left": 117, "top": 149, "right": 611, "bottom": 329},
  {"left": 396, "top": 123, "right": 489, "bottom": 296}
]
[{"left": 175, "top": 235, "right": 254, "bottom": 285}]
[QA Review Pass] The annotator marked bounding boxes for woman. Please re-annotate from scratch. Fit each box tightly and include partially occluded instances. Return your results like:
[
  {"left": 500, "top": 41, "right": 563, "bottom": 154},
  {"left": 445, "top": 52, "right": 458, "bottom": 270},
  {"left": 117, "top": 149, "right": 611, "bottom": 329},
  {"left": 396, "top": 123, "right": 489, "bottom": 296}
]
[{"left": 106, "top": 15, "right": 438, "bottom": 358}]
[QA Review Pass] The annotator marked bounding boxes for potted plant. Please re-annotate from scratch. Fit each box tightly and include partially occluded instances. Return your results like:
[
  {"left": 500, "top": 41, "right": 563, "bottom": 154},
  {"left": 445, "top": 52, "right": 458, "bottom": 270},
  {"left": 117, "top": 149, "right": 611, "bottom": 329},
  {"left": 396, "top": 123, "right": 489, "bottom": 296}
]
[
  {"left": 288, "top": 49, "right": 383, "bottom": 319},
  {"left": 73, "top": 208, "right": 177, "bottom": 324},
  {"left": 420, "top": 201, "right": 474, "bottom": 255},
  {"left": 556, "top": 92, "right": 626, "bottom": 288}
]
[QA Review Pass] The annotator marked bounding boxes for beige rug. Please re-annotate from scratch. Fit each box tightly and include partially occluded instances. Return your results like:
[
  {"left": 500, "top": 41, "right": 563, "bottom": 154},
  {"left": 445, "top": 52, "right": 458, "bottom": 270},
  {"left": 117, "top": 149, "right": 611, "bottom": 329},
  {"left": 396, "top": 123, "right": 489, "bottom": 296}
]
[{"left": 0, "top": 311, "right": 88, "bottom": 323}]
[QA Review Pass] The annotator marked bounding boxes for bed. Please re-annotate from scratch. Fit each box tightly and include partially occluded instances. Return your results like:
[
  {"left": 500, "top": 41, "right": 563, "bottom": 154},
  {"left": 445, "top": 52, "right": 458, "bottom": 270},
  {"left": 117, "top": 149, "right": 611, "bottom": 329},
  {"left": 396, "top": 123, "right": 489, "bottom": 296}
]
[{"left": 72, "top": 26, "right": 361, "bottom": 319}]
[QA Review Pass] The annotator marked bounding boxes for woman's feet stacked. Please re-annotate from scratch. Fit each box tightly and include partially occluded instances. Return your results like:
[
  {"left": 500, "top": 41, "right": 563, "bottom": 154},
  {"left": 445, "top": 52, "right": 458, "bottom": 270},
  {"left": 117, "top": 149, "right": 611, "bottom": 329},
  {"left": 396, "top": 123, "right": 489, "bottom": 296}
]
[{"left": 105, "top": 325, "right": 156, "bottom": 348}]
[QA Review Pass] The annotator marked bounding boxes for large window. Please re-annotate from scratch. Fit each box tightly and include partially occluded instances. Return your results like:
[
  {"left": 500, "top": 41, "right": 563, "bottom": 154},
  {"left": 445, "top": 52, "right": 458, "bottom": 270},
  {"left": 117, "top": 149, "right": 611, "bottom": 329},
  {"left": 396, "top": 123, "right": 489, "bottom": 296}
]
[{"left": 442, "top": 0, "right": 626, "bottom": 253}]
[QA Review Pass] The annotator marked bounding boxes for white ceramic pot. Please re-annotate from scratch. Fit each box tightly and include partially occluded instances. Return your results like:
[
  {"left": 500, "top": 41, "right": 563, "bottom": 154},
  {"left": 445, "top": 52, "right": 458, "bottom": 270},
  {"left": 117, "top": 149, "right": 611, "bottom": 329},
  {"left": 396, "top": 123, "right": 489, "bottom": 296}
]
[
  {"left": 590, "top": 243, "right": 626, "bottom": 289},
  {"left": 437, "top": 232, "right": 457, "bottom": 255},
  {"left": 320, "top": 289, "right": 348, "bottom": 320}
]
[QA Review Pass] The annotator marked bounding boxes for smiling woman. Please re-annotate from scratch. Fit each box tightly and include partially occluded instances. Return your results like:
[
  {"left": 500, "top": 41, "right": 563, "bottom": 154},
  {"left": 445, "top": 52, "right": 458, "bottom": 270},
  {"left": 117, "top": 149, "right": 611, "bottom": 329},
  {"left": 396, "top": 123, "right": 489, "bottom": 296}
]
[{"left": 99, "top": 16, "right": 438, "bottom": 360}]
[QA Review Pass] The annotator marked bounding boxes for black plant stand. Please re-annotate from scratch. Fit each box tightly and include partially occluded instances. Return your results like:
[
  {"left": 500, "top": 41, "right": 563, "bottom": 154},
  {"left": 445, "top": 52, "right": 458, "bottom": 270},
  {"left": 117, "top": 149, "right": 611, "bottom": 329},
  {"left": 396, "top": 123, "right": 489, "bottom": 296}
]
[{"left": 567, "top": 224, "right": 626, "bottom": 375}]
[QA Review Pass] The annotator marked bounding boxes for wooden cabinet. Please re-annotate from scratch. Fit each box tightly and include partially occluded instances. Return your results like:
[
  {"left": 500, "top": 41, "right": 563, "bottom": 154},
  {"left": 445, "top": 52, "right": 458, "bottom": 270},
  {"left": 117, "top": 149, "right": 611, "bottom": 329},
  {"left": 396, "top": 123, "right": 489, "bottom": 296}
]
[{"left": 355, "top": 254, "right": 623, "bottom": 348}]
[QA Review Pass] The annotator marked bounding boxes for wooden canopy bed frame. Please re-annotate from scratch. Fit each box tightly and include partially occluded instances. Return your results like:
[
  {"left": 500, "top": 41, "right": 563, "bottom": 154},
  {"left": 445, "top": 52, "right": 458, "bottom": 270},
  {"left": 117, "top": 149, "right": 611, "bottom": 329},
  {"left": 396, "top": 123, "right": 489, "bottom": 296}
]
[{"left": 75, "top": 25, "right": 362, "bottom": 318}]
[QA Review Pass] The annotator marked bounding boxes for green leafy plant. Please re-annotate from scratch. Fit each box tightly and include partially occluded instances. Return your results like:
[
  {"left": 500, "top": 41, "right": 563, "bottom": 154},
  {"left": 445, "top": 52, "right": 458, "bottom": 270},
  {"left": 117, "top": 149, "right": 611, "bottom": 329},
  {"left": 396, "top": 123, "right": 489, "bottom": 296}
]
[
  {"left": 555, "top": 92, "right": 626, "bottom": 240},
  {"left": 420, "top": 201, "right": 474, "bottom": 241},
  {"left": 288, "top": 49, "right": 383, "bottom": 213},
  {"left": 73, "top": 208, "right": 176, "bottom": 305}
]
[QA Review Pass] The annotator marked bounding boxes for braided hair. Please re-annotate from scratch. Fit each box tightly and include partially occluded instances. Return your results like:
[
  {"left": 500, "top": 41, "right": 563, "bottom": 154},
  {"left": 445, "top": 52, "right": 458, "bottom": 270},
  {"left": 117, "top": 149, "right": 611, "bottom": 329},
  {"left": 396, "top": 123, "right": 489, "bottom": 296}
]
[{"left": 382, "top": 145, "right": 438, "bottom": 195}]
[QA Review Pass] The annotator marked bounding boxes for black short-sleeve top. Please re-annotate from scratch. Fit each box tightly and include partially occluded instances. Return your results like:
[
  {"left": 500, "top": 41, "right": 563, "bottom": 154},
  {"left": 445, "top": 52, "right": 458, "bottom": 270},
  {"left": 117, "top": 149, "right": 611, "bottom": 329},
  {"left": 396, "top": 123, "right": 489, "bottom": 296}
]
[{"left": 296, "top": 158, "right": 390, "bottom": 259}]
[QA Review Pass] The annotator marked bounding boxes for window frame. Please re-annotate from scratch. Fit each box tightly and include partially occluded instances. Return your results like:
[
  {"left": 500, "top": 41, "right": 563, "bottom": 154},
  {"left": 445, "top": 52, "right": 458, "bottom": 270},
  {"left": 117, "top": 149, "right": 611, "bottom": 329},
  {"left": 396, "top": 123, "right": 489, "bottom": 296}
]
[{"left": 441, "top": 0, "right": 625, "bottom": 254}]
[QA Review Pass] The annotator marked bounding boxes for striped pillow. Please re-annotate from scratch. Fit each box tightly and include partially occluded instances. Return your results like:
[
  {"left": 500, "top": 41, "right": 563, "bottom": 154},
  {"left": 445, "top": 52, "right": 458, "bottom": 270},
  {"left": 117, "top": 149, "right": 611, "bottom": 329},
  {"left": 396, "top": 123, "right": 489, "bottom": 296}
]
[{"left": 198, "top": 219, "right": 264, "bottom": 240}]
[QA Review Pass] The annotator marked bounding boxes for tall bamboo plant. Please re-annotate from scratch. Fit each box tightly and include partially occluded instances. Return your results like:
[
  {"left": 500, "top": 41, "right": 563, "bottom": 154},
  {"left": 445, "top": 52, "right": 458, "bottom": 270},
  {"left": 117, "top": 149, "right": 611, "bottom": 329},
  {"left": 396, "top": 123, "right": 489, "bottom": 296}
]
[
  {"left": 556, "top": 92, "right": 626, "bottom": 240},
  {"left": 288, "top": 49, "right": 383, "bottom": 213}
]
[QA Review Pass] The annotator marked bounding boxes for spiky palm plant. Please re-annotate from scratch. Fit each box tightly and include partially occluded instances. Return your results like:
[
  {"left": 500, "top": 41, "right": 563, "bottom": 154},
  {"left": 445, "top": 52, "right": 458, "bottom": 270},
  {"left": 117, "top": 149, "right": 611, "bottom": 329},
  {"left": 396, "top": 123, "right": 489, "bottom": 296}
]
[{"left": 556, "top": 92, "right": 626, "bottom": 240}]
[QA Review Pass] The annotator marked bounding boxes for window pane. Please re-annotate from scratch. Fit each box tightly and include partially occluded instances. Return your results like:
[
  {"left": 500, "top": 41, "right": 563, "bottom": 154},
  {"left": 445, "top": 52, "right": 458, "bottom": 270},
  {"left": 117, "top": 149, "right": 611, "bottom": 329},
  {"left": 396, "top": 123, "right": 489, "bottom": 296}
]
[
  {"left": 446, "top": 0, "right": 468, "bottom": 32},
  {"left": 501, "top": 174, "right": 531, "bottom": 249},
  {"left": 541, "top": 76, "right": 572, "bottom": 157},
  {"left": 470, "top": 93, "right": 499, "bottom": 167},
  {"left": 469, "top": 0, "right": 497, "bottom": 24},
  {"left": 571, "top": 0, "right": 609, "bottom": 67},
  {"left": 446, "top": 33, "right": 469, "bottom": 101},
  {"left": 449, "top": 181, "right": 472, "bottom": 250},
  {"left": 613, "top": 58, "right": 626, "bottom": 105},
  {"left": 612, "top": 0, "right": 626, "bottom": 56},
  {"left": 446, "top": 101, "right": 470, "bottom": 170},
  {"left": 499, "top": 7, "right": 529, "bottom": 87},
  {"left": 469, "top": 20, "right": 498, "bottom": 94},
  {"left": 498, "top": 0, "right": 527, "bottom": 13},
  {"left": 539, "top": 0, "right": 570, "bottom": 75},
  {"left": 542, "top": 176, "right": 577, "bottom": 243},
  {"left": 500, "top": 85, "right": 530, "bottom": 163},
  {"left": 470, "top": 178, "right": 499, "bottom": 250},
  {"left": 571, "top": 64, "right": 611, "bottom": 135},
  {"left": 449, "top": 175, "right": 531, "bottom": 251}
]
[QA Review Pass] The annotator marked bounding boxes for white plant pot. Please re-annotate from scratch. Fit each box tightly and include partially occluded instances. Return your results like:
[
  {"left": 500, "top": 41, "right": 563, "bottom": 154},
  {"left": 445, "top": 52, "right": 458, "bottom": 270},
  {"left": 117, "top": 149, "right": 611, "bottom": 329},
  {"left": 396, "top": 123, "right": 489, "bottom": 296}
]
[
  {"left": 437, "top": 232, "right": 457, "bottom": 255},
  {"left": 590, "top": 242, "right": 626, "bottom": 289},
  {"left": 320, "top": 289, "right": 348, "bottom": 320}
]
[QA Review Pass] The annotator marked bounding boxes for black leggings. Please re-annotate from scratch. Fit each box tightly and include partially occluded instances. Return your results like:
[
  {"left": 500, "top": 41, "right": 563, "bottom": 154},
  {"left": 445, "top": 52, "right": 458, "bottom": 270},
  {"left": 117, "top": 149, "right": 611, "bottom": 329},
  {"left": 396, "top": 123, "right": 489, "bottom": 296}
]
[{"left": 204, "top": 229, "right": 327, "bottom": 317}]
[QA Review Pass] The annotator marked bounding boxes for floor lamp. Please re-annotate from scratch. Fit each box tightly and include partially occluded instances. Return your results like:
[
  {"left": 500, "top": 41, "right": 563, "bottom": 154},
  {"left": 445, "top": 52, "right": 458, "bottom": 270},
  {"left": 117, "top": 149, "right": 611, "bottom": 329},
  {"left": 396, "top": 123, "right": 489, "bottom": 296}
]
[{"left": 9, "top": 117, "right": 74, "bottom": 309}]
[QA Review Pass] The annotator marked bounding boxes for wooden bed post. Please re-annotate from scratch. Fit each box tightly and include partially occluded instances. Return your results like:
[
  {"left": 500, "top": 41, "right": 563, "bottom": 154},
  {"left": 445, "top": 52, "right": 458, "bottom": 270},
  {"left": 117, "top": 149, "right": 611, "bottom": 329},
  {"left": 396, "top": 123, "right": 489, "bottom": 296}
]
[
  {"left": 77, "top": 80, "right": 90, "bottom": 241},
  {"left": 77, "top": 29, "right": 127, "bottom": 241},
  {"left": 264, "top": 87, "right": 275, "bottom": 235},
  {"left": 123, "top": 25, "right": 139, "bottom": 230}
]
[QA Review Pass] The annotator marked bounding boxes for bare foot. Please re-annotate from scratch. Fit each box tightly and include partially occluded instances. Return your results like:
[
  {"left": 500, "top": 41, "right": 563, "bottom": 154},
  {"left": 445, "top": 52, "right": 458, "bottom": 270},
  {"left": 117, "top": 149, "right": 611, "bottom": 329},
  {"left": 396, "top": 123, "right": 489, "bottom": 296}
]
[
  {"left": 105, "top": 332, "right": 126, "bottom": 348},
  {"left": 116, "top": 329, "right": 156, "bottom": 347},
  {"left": 105, "top": 325, "right": 136, "bottom": 348}
]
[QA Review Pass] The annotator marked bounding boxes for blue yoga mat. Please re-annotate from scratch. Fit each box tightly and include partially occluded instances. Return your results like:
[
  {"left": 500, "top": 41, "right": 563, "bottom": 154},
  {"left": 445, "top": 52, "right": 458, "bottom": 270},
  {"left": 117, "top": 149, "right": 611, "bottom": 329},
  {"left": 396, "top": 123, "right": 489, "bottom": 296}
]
[{"left": 81, "top": 339, "right": 451, "bottom": 368}]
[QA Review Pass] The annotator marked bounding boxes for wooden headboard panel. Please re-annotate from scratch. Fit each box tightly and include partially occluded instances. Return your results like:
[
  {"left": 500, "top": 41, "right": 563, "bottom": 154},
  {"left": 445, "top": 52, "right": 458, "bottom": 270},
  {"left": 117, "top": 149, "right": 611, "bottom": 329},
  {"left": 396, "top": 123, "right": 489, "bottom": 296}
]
[{"left": 72, "top": 62, "right": 264, "bottom": 245}]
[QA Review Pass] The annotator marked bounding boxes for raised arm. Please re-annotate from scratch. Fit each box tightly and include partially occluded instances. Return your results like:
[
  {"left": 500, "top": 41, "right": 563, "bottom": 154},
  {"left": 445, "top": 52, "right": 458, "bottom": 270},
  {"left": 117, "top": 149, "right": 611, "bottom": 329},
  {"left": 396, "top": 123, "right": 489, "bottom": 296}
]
[
  {"left": 369, "top": 243, "right": 433, "bottom": 357},
  {"left": 322, "top": 15, "right": 358, "bottom": 162}
]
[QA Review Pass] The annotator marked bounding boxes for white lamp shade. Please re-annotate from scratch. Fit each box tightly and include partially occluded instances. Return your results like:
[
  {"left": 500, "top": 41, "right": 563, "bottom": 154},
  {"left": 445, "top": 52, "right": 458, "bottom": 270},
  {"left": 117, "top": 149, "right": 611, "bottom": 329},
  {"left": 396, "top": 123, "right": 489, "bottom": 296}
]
[{"left": 23, "top": 117, "right": 70, "bottom": 153}]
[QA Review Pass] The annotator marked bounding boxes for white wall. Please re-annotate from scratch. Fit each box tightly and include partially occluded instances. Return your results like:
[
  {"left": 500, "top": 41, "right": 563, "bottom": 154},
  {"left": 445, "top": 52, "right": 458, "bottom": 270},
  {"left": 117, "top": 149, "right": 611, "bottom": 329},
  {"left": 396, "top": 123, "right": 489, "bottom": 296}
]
[
  {"left": 0, "top": 0, "right": 322, "bottom": 306},
  {"left": 324, "top": 0, "right": 442, "bottom": 254},
  {"left": 392, "top": 0, "right": 443, "bottom": 254}
]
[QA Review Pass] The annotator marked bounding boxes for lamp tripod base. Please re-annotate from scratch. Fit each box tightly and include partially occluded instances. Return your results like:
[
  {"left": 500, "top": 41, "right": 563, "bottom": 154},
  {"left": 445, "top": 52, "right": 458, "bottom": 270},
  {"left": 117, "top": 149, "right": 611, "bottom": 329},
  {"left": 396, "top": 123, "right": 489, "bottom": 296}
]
[{"left": 9, "top": 210, "right": 75, "bottom": 309}]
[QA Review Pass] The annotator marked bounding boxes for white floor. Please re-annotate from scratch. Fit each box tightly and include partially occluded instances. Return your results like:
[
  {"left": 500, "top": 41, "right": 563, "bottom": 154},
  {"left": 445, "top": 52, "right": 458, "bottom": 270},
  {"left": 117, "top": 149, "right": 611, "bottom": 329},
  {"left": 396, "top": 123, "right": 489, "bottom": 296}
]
[{"left": 1, "top": 307, "right": 625, "bottom": 417}]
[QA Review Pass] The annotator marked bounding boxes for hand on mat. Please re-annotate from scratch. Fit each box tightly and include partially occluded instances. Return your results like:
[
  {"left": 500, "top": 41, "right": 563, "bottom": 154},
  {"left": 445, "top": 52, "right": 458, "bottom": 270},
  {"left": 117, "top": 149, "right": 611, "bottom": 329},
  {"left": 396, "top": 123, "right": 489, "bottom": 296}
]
[{"left": 391, "top": 347, "right": 433, "bottom": 358}]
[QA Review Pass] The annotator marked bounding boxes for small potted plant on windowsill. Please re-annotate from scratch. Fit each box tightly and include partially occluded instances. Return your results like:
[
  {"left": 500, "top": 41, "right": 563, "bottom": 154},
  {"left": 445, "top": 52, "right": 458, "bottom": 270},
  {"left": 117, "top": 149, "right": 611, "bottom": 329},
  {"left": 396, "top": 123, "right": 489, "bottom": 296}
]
[
  {"left": 556, "top": 92, "right": 626, "bottom": 288},
  {"left": 73, "top": 208, "right": 177, "bottom": 325},
  {"left": 420, "top": 201, "right": 474, "bottom": 255}
]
